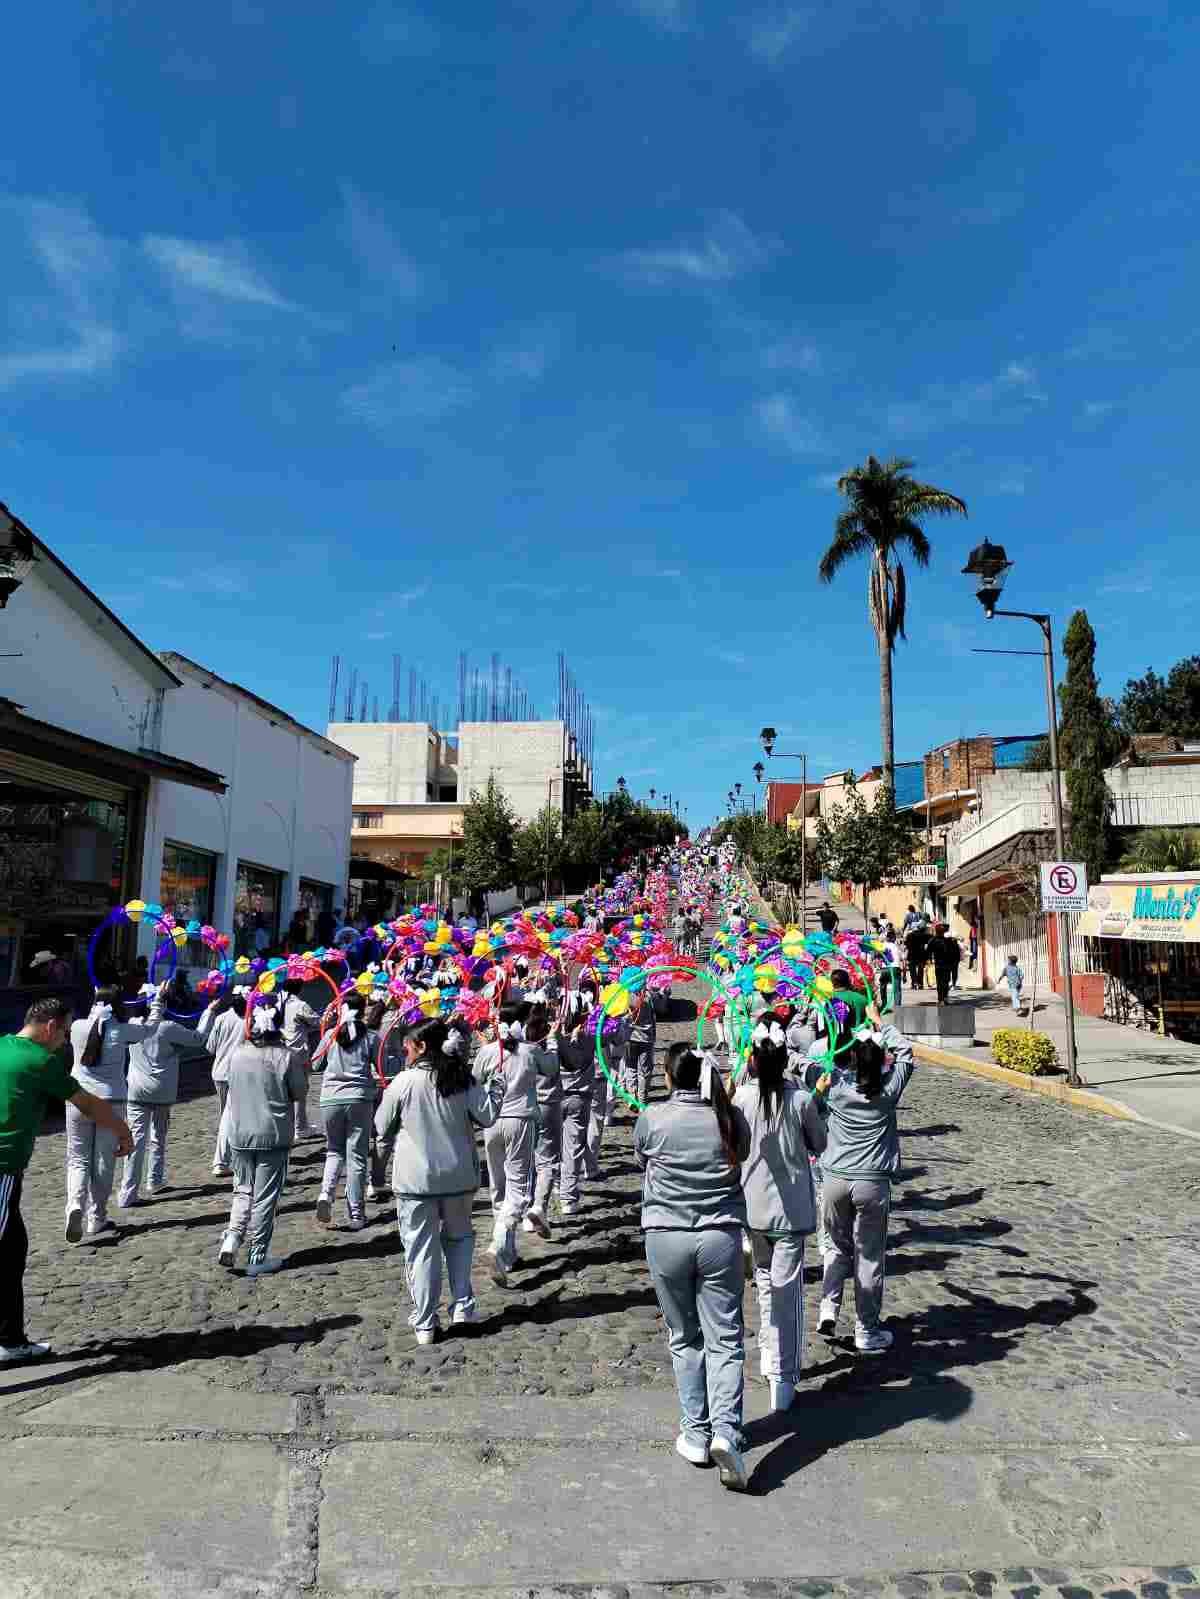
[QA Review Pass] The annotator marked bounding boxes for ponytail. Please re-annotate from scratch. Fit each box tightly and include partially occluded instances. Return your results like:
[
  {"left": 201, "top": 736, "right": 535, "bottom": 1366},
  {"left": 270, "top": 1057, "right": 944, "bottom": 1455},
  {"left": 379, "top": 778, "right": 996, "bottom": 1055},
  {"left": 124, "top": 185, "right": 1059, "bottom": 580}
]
[
  {"left": 80, "top": 985, "right": 125, "bottom": 1068},
  {"left": 405, "top": 1014, "right": 472, "bottom": 1098},
  {"left": 850, "top": 1035, "right": 886, "bottom": 1099},
  {"left": 335, "top": 991, "right": 367, "bottom": 1047},
  {"left": 749, "top": 1029, "right": 788, "bottom": 1126},
  {"left": 665, "top": 1043, "right": 742, "bottom": 1169}
]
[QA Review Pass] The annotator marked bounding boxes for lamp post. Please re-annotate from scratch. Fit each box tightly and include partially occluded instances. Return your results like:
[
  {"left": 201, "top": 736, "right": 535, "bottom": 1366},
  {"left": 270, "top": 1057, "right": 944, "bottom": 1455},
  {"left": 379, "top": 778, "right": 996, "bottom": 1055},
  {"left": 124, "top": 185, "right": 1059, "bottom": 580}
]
[
  {"left": 962, "top": 540, "right": 1081, "bottom": 1088},
  {"left": 0, "top": 513, "right": 37, "bottom": 610},
  {"left": 760, "top": 726, "right": 809, "bottom": 928}
]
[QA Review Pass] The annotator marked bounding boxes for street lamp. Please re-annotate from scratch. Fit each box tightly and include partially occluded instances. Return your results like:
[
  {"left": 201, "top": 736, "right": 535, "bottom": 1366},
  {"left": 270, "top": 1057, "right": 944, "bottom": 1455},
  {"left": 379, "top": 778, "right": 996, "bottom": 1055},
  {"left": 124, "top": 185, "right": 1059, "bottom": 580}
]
[
  {"left": 649, "top": 787, "right": 656, "bottom": 804},
  {"left": 759, "top": 726, "right": 809, "bottom": 927},
  {"left": 962, "top": 539, "right": 1080, "bottom": 1087},
  {"left": 616, "top": 775, "right": 627, "bottom": 793}
]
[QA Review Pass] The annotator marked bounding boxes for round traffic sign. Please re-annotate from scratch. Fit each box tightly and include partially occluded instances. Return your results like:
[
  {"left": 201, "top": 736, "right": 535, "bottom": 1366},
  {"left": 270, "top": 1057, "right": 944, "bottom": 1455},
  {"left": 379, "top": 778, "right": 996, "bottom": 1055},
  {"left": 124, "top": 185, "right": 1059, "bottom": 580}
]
[{"left": 1050, "top": 864, "right": 1078, "bottom": 895}]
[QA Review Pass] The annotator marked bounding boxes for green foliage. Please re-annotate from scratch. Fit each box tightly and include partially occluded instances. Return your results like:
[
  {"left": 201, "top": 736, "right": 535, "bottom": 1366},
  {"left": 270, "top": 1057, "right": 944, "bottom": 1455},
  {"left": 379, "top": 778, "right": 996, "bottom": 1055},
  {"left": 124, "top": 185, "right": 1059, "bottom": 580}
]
[
  {"left": 812, "top": 779, "right": 917, "bottom": 918},
  {"left": 991, "top": 1027, "right": 1058, "bottom": 1075},
  {"left": 458, "top": 777, "right": 518, "bottom": 908},
  {"left": 1118, "top": 826, "right": 1200, "bottom": 873},
  {"left": 511, "top": 805, "right": 563, "bottom": 892},
  {"left": 421, "top": 847, "right": 463, "bottom": 900},
  {"left": 1117, "top": 655, "right": 1200, "bottom": 740},
  {"left": 1061, "top": 610, "right": 1115, "bottom": 882},
  {"left": 562, "top": 798, "right": 686, "bottom": 890}
]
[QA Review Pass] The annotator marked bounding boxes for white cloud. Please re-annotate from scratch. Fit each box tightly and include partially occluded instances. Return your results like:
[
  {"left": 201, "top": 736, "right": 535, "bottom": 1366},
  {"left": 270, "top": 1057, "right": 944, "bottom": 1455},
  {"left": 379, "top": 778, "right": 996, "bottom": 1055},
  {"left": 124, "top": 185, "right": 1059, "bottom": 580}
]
[
  {"left": 755, "top": 393, "right": 827, "bottom": 456},
  {"left": 490, "top": 321, "right": 561, "bottom": 381},
  {"left": 884, "top": 361, "right": 1048, "bottom": 436},
  {"left": 340, "top": 358, "right": 473, "bottom": 433},
  {"left": 747, "top": 7, "right": 813, "bottom": 63},
  {"left": 0, "top": 199, "right": 123, "bottom": 389},
  {"left": 340, "top": 184, "right": 422, "bottom": 299},
  {"left": 618, "top": 211, "right": 779, "bottom": 287},
  {"left": 143, "top": 235, "right": 298, "bottom": 310},
  {"left": 625, "top": 0, "right": 689, "bottom": 29}
]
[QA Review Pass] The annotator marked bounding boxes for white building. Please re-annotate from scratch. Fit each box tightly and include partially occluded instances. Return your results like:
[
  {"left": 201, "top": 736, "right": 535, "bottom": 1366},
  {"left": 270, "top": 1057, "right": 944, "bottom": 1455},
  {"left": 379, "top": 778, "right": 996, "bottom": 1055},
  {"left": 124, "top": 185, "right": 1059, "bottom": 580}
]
[{"left": 0, "top": 504, "right": 353, "bottom": 1021}]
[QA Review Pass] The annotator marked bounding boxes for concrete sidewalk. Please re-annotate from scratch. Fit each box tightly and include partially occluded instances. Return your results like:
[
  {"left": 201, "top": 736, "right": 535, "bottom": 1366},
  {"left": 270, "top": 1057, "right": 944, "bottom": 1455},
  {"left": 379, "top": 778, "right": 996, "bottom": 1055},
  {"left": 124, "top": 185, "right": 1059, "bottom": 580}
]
[{"left": 934, "top": 987, "right": 1200, "bottom": 1136}]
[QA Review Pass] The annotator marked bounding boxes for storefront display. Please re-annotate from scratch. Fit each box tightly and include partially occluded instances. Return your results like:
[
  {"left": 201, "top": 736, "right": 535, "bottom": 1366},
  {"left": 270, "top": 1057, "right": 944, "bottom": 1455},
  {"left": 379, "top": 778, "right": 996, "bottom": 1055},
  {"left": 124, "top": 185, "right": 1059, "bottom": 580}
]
[
  {"left": 234, "top": 862, "right": 282, "bottom": 956},
  {"left": 1078, "top": 873, "right": 1200, "bottom": 1039}
]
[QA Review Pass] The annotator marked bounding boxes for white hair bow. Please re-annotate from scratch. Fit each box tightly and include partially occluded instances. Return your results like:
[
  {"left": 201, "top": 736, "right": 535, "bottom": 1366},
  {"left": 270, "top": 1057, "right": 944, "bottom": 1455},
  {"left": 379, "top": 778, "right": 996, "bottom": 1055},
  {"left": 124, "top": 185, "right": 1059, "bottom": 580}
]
[
  {"left": 752, "top": 1020, "right": 786, "bottom": 1047},
  {"left": 443, "top": 1027, "right": 466, "bottom": 1058},
  {"left": 339, "top": 1003, "right": 356, "bottom": 1026},
  {"left": 853, "top": 1024, "right": 887, "bottom": 1048},
  {"left": 700, "top": 1054, "right": 714, "bottom": 1102},
  {"left": 498, "top": 1020, "right": 525, "bottom": 1043},
  {"left": 89, "top": 1002, "right": 113, "bottom": 1026},
  {"left": 251, "top": 1003, "right": 278, "bottom": 1037}
]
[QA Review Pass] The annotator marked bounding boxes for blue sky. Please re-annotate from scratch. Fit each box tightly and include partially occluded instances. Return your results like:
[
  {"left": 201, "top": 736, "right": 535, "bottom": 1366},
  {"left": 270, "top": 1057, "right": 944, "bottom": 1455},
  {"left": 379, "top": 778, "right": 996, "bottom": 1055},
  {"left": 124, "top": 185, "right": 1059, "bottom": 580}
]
[{"left": 4, "top": 0, "right": 1200, "bottom": 830}]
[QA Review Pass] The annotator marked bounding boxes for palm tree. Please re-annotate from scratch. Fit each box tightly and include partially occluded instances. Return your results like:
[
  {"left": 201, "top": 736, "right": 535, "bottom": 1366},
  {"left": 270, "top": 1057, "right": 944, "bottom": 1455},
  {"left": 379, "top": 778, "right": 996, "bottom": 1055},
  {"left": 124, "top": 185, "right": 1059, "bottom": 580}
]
[
  {"left": 1118, "top": 826, "right": 1200, "bottom": 873},
  {"left": 818, "top": 456, "right": 967, "bottom": 792}
]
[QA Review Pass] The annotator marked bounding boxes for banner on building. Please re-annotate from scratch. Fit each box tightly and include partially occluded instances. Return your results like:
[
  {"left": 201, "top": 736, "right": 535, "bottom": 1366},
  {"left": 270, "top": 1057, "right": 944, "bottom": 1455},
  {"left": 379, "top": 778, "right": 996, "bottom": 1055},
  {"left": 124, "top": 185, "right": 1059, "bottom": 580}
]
[{"left": 1077, "top": 876, "right": 1200, "bottom": 943}]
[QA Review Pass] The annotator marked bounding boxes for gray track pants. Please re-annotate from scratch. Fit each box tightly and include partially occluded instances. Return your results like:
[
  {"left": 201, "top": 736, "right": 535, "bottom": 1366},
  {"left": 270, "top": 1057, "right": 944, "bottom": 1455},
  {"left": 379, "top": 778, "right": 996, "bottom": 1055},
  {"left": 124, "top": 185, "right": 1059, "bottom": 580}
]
[
  {"left": 585, "top": 1073, "right": 612, "bottom": 1178},
  {"left": 213, "top": 1082, "right": 231, "bottom": 1169},
  {"left": 397, "top": 1192, "right": 476, "bottom": 1332},
  {"left": 65, "top": 1098, "right": 124, "bottom": 1229},
  {"left": 489, "top": 1116, "right": 536, "bottom": 1269},
  {"left": 291, "top": 1055, "right": 316, "bottom": 1138},
  {"left": 645, "top": 1226, "right": 745, "bottom": 1452},
  {"left": 559, "top": 1093, "right": 591, "bottom": 1209},
  {"left": 227, "top": 1146, "right": 289, "bottom": 1264},
  {"left": 820, "top": 1174, "right": 890, "bottom": 1331},
  {"left": 119, "top": 1103, "right": 171, "bottom": 1203},
  {"left": 627, "top": 1040, "right": 655, "bottom": 1105},
  {"left": 750, "top": 1231, "right": 806, "bottom": 1384},
  {"left": 320, "top": 1100, "right": 373, "bottom": 1222},
  {"left": 532, "top": 1099, "right": 563, "bottom": 1215}
]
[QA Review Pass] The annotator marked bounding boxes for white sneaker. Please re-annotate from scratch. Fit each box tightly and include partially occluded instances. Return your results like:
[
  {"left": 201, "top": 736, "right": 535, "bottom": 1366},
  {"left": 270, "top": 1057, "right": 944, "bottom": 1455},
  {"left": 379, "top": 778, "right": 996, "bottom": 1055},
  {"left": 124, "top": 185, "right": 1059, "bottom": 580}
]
[
  {"left": 769, "top": 1379, "right": 796, "bottom": 1412},
  {"left": 675, "top": 1433, "right": 709, "bottom": 1466},
  {"left": 0, "top": 1341, "right": 52, "bottom": 1365},
  {"left": 64, "top": 1206, "right": 84, "bottom": 1244},
  {"left": 217, "top": 1232, "right": 239, "bottom": 1269},
  {"left": 559, "top": 1201, "right": 579, "bottom": 1216},
  {"left": 709, "top": 1435, "right": 748, "bottom": 1491},
  {"left": 415, "top": 1327, "right": 438, "bottom": 1346},
  {"left": 365, "top": 1183, "right": 377, "bottom": 1200},
  {"left": 817, "top": 1295, "right": 839, "bottom": 1337},
  {"left": 854, "top": 1326, "right": 893, "bottom": 1355},
  {"left": 451, "top": 1303, "right": 477, "bottom": 1327},
  {"left": 211, "top": 1165, "right": 232, "bottom": 1178},
  {"left": 521, "top": 1216, "right": 537, "bottom": 1234},
  {"left": 526, "top": 1208, "right": 551, "bottom": 1239},
  {"left": 742, "top": 1236, "right": 755, "bottom": 1281},
  {"left": 247, "top": 1256, "right": 285, "bottom": 1277},
  {"left": 147, "top": 1183, "right": 169, "bottom": 1196},
  {"left": 85, "top": 1218, "right": 118, "bottom": 1240},
  {"left": 315, "top": 1196, "right": 332, "bottom": 1226},
  {"left": 344, "top": 1217, "right": 365, "bottom": 1232}
]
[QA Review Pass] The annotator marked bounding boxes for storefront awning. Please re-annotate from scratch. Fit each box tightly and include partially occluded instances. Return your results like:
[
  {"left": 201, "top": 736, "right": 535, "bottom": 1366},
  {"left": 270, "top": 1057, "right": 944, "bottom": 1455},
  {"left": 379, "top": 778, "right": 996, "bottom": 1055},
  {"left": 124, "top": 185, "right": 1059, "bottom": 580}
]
[
  {"left": 939, "top": 830, "right": 1055, "bottom": 896},
  {"left": 348, "top": 856, "right": 411, "bottom": 884},
  {"left": 0, "top": 700, "right": 226, "bottom": 794}
]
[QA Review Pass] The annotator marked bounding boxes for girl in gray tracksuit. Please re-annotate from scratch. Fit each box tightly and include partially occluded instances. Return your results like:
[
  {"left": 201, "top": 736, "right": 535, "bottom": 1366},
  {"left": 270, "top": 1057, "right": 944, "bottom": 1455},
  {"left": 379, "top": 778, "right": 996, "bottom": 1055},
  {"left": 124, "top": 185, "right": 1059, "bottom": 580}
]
[
  {"left": 375, "top": 1015, "right": 502, "bottom": 1340},
  {"left": 733, "top": 1020, "right": 826, "bottom": 1413},
  {"left": 481, "top": 1003, "right": 558, "bottom": 1282},
  {"left": 818, "top": 1019, "right": 915, "bottom": 1355},
  {"left": 119, "top": 1009, "right": 209, "bottom": 1207},
  {"left": 218, "top": 996, "right": 308, "bottom": 1276},
  {"left": 369, "top": 1003, "right": 404, "bottom": 1198},
  {"left": 312, "top": 992, "right": 379, "bottom": 1230},
  {"left": 200, "top": 990, "right": 249, "bottom": 1177},
  {"left": 634, "top": 1042, "right": 752, "bottom": 1493},
  {"left": 527, "top": 1007, "right": 563, "bottom": 1235},
  {"left": 624, "top": 990, "right": 657, "bottom": 1106},
  {"left": 279, "top": 982, "right": 322, "bottom": 1140},
  {"left": 66, "top": 984, "right": 166, "bottom": 1242},
  {"left": 553, "top": 1018, "right": 595, "bottom": 1214}
]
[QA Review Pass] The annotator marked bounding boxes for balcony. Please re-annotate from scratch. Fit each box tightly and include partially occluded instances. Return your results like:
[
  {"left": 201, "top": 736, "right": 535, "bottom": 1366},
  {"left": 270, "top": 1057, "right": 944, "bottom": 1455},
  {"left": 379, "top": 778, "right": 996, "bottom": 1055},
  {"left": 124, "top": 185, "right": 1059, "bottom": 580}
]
[{"left": 946, "top": 788, "right": 1200, "bottom": 874}]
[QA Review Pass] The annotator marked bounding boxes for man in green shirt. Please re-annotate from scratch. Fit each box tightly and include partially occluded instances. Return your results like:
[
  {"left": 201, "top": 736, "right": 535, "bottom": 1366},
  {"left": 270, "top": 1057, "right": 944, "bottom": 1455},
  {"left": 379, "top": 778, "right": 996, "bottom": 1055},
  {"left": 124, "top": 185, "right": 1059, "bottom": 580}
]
[{"left": 1, "top": 996, "right": 133, "bottom": 1364}]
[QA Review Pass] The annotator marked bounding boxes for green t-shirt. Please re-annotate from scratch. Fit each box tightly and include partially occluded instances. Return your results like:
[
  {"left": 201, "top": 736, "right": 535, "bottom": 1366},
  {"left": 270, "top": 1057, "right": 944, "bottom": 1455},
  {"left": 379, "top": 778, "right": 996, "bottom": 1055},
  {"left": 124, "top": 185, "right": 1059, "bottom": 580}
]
[{"left": 0, "top": 1035, "right": 78, "bottom": 1174}]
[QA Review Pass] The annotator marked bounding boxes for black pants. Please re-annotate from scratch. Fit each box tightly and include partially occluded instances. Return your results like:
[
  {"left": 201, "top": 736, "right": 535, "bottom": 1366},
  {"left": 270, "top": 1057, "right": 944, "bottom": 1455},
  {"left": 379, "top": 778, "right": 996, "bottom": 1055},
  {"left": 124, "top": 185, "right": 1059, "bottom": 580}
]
[
  {"left": 934, "top": 964, "right": 953, "bottom": 1004},
  {"left": 0, "top": 1172, "right": 28, "bottom": 1347}
]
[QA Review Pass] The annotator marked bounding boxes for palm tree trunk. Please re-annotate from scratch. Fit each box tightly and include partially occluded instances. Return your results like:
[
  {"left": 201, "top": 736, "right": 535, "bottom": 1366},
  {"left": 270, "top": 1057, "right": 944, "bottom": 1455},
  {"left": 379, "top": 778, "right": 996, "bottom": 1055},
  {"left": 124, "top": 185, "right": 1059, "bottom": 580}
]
[{"left": 878, "top": 622, "right": 895, "bottom": 794}]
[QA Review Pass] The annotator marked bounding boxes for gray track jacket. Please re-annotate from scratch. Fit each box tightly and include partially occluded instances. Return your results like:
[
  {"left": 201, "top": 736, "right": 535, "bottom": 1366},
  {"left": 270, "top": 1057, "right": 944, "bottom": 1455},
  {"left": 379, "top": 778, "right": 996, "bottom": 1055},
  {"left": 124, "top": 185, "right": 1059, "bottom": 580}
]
[
  {"left": 634, "top": 1088, "right": 750, "bottom": 1231},
  {"left": 375, "top": 1063, "right": 502, "bottom": 1197},
  {"left": 733, "top": 1080, "right": 826, "bottom": 1236}
]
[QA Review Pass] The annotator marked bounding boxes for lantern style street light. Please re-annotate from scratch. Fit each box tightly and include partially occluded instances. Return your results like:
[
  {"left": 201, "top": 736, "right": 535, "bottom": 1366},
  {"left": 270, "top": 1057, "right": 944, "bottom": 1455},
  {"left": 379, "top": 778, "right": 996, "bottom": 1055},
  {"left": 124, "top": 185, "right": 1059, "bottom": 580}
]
[
  {"left": 758, "top": 726, "right": 809, "bottom": 927},
  {"left": 0, "top": 513, "right": 37, "bottom": 610},
  {"left": 962, "top": 539, "right": 1080, "bottom": 1087}
]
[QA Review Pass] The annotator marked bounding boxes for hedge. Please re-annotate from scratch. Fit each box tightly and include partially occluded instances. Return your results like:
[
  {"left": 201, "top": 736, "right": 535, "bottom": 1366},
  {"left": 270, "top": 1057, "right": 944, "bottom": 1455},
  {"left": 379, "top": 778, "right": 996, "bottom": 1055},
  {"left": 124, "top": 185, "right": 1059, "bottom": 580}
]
[{"left": 991, "top": 1027, "right": 1059, "bottom": 1075}]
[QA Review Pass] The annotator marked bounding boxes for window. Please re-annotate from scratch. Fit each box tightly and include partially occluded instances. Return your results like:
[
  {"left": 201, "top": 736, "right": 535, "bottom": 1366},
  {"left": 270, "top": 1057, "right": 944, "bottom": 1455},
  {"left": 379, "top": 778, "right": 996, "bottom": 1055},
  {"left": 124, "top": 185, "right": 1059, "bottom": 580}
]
[
  {"left": 353, "top": 811, "right": 383, "bottom": 829},
  {"left": 942, "top": 749, "right": 950, "bottom": 773},
  {"left": 234, "top": 862, "right": 282, "bottom": 957},
  {"left": 160, "top": 842, "right": 216, "bottom": 925}
]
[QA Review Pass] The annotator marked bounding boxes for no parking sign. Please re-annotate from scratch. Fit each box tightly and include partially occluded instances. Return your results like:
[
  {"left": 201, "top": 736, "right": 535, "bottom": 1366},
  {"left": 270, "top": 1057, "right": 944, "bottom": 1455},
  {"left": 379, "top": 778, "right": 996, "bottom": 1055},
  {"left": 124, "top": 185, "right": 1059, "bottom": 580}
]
[{"left": 1040, "top": 861, "right": 1089, "bottom": 913}]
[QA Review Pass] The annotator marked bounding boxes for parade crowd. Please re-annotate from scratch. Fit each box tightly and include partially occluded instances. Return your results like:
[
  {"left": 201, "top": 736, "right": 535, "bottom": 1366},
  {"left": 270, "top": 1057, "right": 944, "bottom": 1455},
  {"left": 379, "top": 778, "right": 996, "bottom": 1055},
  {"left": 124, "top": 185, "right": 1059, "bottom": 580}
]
[{"left": 0, "top": 843, "right": 916, "bottom": 1495}]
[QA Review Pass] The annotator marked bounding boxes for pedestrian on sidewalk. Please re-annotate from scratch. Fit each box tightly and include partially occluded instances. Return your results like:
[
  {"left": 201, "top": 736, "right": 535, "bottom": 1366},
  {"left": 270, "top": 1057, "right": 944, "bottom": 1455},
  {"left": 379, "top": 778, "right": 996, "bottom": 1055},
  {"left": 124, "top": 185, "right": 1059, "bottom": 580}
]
[
  {"left": 119, "top": 987, "right": 210, "bottom": 1208},
  {"left": 733, "top": 1020, "right": 826, "bottom": 1414},
  {"left": 279, "top": 980, "right": 321, "bottom": 1142},
  {"left": 817, "top": 1010, "right": 916, "bottom": 1355},
  {"left": 376, "top": 1015, "right": 502, "bottom": 1342},
  {"left": 818, "top": 902, "right": 839, "bottom": 935},
  {"left": 1, "top": 998, "right": 134, "bottom": 1364},
  {"left": 66, "top": 983, "right": 166, "bottom": 1243},
  {"left": 634, "top": 1042, "right": 752, "bottom": 1493},
  {"left": 217, "top": 996, "right": 308, "bottom": 1276},
  {"left": 968, "top": 919, "right": 979, "bottom": 972},
  {"left": 905, "top": 922, "right": 929, "bottom": 992},
  {"left": 1002, "top": 955, "right": 1025, "bottom": 1014},
  {"left": 927, "top": 925, "right": 958, "bottom": 1006},
  {"left": 199, "top": 988, "right": 249, "bottom": 1177},
  {"left": 311, "top": 992, "right": 379, "bottom": 1231}
]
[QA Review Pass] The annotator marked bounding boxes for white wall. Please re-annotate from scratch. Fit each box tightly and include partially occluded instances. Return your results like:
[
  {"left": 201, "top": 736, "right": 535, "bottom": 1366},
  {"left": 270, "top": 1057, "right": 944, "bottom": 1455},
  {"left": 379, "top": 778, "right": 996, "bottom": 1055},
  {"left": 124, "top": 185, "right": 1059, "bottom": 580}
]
[
  {"left": 457, "top": 721, "right": 566, "bottom": 824},
  {"left": 327, "top": 722, "right": 434, "bottom": 804},
  {"left": 140, "top": 663, "right": 354, "bottom": 947},
  {"left": 3, "top": 560, "right": 171, "bottom": 750}
]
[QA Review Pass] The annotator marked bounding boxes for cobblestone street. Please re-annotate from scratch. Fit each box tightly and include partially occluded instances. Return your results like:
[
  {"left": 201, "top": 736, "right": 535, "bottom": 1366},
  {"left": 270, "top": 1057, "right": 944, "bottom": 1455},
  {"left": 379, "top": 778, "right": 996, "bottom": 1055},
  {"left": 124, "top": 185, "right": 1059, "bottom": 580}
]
[{"left": 3, "top": 971, "right": 1200, "bottom": 1594}]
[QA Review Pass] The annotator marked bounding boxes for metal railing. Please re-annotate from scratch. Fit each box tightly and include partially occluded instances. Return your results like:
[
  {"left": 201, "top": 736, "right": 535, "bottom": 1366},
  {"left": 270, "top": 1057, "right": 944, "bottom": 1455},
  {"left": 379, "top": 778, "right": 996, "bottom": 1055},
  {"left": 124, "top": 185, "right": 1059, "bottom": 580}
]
[{"left": 947, "top": 789, "right": 1200, "bottom": 873}]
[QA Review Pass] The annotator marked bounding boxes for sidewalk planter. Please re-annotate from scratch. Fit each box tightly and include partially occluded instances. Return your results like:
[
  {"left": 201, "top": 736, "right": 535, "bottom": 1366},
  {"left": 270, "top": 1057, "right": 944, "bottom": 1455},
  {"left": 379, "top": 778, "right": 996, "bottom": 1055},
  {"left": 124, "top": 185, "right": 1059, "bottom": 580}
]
[
  {"left": 991, "top": 1027, "right": 1058, "bottom": 1075},
  {"left": 896, "top": 1002, "right": 976, "bottom": 1049}
]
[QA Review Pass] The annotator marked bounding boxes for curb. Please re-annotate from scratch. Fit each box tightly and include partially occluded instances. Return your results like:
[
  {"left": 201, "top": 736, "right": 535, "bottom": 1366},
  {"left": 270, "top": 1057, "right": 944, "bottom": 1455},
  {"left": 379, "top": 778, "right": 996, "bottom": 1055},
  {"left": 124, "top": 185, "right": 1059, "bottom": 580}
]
[{"left": 912, "top": 1042, "right": 1141, "bottom": 1122}]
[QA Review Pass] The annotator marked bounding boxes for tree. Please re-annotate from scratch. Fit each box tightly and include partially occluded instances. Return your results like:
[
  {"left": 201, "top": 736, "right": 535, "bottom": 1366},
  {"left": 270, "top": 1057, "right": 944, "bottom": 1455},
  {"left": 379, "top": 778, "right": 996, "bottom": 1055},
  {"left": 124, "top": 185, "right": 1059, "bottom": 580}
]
[
  {"left": 512, "top": 804, "right": 563, "bottom": 897},
  {"left": 1118, "top": 656, "right": 1200, "bottom": 740},
  {"left": 819, "top": 456, "right": 967, "bottom": 790},
  {"left": 458, "top": 777, "right": 517, "bottom": 916},
  {"left": 1118, "top": 827, "right": 1200, "bottom": 873},
  {"left": 1060, "top": 610, "right": 1116, "bottom": 883},
  {"left": 563, "top": 805, "right": 606, "bottom": 889},
  {"left": 422, "top": 847, "right": 463, "bottom": 907},
  {"left": 812, "top": 779, "right": 917, "bottom": 922}
]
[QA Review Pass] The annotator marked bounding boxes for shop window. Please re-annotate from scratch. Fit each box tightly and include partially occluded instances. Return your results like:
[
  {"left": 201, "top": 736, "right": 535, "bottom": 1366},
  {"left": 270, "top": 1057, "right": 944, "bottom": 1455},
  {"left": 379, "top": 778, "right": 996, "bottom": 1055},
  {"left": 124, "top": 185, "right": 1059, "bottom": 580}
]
[
  {"left": 353, "top": 812, "right": 383, "bottom": 829},
  {"left": 234, "top": 862, "right": 282, "bottom": 957},
  {"left": 160, "top": 842, "right": 216, "bottom": 925}
]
